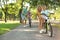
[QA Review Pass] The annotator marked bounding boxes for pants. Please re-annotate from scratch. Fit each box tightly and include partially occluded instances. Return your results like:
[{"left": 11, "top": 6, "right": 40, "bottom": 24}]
[{"left": 28, "top": 18, "right": 31, "bottom": 27}]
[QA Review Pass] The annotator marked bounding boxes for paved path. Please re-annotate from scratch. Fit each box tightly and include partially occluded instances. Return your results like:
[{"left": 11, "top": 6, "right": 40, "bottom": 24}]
[{"left": 0, "top": 22, "right": 60, "bottom": 40}]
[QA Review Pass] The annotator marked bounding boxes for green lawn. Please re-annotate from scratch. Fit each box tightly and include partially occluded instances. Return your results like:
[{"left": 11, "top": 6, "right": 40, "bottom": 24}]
[{"left": 0, "top": 23, "right": 20, "bottom": 35}]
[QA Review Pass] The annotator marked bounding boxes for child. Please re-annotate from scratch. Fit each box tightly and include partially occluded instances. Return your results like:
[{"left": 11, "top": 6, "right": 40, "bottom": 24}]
[{"left": 27, "top": 9, "right": 32, "bottom": 28}]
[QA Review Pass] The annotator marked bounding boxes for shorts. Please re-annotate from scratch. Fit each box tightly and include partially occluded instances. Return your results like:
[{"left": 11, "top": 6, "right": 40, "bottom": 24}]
[
  {"left": 21, "top": 14, "right": 26, "bottom": 20},
  {"left": 41, "top": 15, "right": 48, "bottom": 20}
]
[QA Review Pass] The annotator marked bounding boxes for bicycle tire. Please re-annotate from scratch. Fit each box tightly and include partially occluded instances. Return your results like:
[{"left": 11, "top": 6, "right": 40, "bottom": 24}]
[
  {"left": 44, "top": 20, "right": 47, "bottom": 33},
  {"left": 44, "top": 20, "right": 53, "bottom": 37},
  {"left": 47, "top": 23, "right": 53, "bottom": 37}
]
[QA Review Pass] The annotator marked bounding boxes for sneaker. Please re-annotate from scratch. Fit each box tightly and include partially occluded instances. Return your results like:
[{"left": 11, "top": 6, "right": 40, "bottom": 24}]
[
  {"left": 24, "top": 25, "right": 28, "bottom": 27},
  {"left": 39, "top": 30, "right": 43, "bottom": 33},
  {"left": 24, "top": 25, "right": 26, "bottom": 27},
  {"left": 39, "top": 29, "right": 46, "bottom": 33},
  {"left": 48, "top": 31, "right": 51, "bottom": 36}
]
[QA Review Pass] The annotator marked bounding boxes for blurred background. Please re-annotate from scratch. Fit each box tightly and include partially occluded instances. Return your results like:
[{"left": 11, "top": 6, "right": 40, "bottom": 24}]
[{"left": 0, "top": 0, "right": 60, "bottom": 22}]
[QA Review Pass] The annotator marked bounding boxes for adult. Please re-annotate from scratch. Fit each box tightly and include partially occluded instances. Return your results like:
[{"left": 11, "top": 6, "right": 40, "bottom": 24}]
[
  {"left": 37, "top": 5, "right": 45, "bottom": 33},
  {"left": 21, "top": 6, "right": 28, "bottom": 24}
]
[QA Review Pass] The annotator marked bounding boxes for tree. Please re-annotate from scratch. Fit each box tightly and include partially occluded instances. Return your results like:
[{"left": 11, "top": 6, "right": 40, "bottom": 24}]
[
  {"left": 2, "top": 0, "right": 8, "bottom": 22},
  {"left": 29, "top": 0, "right": 60, "bottom": 8},
  {"left": 18, "top": 0, "right": 24, "bottom": 23}
]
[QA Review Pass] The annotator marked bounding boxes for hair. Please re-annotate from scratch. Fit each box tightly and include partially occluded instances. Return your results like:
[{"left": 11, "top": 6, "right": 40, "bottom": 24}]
[
  {"left": 41, "top": 5, "right": 47, "bottom": 10},
  {"left": 37, "top": 5, "right": 42, "bottom": 12}
]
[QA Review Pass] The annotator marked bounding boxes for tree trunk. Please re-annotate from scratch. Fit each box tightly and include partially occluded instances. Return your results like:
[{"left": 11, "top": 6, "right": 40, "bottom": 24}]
[
  {"left": 5, "top": 0, "right": 7, "bottom": 22},
  {"left": 19, "top": 0, "right": 24, "bottom": 23}
]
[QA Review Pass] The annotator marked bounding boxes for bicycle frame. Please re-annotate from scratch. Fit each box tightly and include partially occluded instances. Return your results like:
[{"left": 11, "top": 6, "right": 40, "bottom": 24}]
[{"left": 45, "top": 16, "right": 53, "bottom": 37}]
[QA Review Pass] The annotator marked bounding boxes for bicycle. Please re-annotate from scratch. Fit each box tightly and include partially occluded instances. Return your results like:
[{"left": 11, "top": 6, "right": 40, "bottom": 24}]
[{"left": 41, "top": 13, "right": 53, "bottom": 37}]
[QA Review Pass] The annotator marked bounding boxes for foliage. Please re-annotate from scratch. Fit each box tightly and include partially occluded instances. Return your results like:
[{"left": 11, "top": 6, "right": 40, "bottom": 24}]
[
  {"left": 31, "top": 8, "right": 37, "bottom": 19},
  {"left": 54, "top": 7, "right": 60, "bottom": 19},
  {"left": 29, "top": 0, "right": 60, "bottom": 8},
  {"left": 1, "top": 0, "right": 22, "bottom": 20},
  {"left": 0, "top": 0, "right": 60, "bottom": 20}
]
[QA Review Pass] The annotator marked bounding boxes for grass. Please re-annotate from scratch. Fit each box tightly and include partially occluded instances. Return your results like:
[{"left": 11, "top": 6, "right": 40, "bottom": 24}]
[{"left": 0, "top": 23, "right": 20, "bottom": 35}]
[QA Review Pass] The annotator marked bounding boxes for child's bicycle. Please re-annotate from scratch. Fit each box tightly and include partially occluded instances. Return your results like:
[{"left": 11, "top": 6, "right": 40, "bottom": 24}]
[{"left": 41, "top": 13, "right": 54, "bottom": 37}]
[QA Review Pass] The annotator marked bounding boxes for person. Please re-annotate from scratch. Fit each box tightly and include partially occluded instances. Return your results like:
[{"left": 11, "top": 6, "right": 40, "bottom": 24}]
[
  {"left": 39, "top": 5, "right": 54, "bottom": 33},
  {"left": 27, "top": 8, "right": 32, "bottom": 28},
  {"left": 37, "top": 5, "right": 45, "bottom": 33},
  {"left": 21, "top": 6, "right": 28, "bottom": 25},
  {"left": 41, "top": 6, "right": 49, "bottom": 20},
  {"left": 37, "top": 5, "right": 52, "bottom": 33}
]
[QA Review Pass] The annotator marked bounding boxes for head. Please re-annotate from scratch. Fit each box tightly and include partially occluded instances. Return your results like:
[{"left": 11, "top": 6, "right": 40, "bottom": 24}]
[
  {"left": 37, "top": 5, "right": 42, "bottom": 12},
  {"left": 42, "top": 5, "right": 47, "bottom": 10}
]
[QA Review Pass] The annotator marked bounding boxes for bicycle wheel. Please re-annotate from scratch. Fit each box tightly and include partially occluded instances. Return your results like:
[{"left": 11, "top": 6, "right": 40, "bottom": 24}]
[
  {"left": 47, "top": 23, "right": 53, "bottom": 37},
  {"left": 44, "top": 20, "right": 47, "bottom": 33}
]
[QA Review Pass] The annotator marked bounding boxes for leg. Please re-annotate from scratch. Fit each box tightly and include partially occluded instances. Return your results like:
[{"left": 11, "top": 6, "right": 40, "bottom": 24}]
[
  {"left": 38, "top": 17, "right": 45, "bottom": 30},
  {"left": 38, "top": 17, "right": 46, "bottom": 33},
  {"left": 29, "top": 18, "right": 31, "bottom": 28},
  {"left": 25, "top": 19, "right": 26, "bottom": 24},
  {"left": 21, "top": 20, "right": 25, "bottom": 24}
]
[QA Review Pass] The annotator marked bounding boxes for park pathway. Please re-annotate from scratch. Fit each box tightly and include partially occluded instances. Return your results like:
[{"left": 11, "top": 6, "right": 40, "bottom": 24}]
[{"left": 0, "top": 21, "right": 60, "bottom": 40}]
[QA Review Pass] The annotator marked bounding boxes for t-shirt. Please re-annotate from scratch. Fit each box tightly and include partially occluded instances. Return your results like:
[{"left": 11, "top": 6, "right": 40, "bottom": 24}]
[
  {"left": 22, "top": 7, "right": 28, "bottom": 16},
  {"left": 27, "top": 11, "right": 31, "bottom": 18},
  {"left": 41, "top": 10, "right": 49, "bottom": 16}
]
